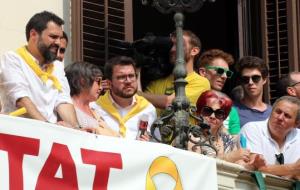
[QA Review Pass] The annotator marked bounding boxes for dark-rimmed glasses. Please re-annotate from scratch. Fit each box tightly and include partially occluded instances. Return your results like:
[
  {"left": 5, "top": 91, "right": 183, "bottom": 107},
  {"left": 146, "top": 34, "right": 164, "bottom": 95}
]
[
  {"left": 205, "top": 66, "right": 233, "bottom": 78},
  {"left": 115, "top": 74, "right": 137, "bottom": 82},
  {"left": 201, "top": 106, "right": 226, "bottom": 120},
  {"left": 241, "top": 75, "right": 262, "bottom": 84},
  {"left": 289, "top": 81, "right": 300, "bottom": 87}
]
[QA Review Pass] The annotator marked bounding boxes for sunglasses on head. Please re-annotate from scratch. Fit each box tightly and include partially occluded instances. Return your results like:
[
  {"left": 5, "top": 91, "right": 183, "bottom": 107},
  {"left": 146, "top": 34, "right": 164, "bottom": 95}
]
[
  {"left": 240, "top": 75, "right": 262, "bottom": 84},
  {"left": 201, "top": 106, "right": 225, "bottom": 120},
  {"left": 205, "top": 66, "right": 233, "bottom": 78}
]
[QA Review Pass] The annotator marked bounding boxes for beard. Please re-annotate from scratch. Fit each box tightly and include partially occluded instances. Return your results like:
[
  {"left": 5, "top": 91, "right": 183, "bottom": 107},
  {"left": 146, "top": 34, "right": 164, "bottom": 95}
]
[
  {"left": 169, "top": 48, "right": 191, "bottom": 64},
  {"left": 111, "top": 84, "right": 137, "bottom": 98},
  {"left": 37, "top": 39, "right": 58, "bottom": 64}
]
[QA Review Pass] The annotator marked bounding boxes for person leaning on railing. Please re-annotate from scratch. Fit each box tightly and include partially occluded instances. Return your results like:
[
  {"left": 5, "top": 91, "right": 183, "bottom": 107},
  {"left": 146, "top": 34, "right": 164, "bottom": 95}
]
[
  {"left": 188, "top": 90, "right": 265, "bottom": 169},
  {"left": 241, "top": 96, "right": 300, "bottom": 179},
  {"left": 65, "top": 61, "right": 119, "bottom": 137},
  {"left": 0, "top": 11, "right": 79, "bottom": 128}
]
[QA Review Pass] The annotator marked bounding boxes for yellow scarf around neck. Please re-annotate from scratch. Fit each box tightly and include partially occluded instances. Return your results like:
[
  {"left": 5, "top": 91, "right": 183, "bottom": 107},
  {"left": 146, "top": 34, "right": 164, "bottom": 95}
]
[
  {"left": 96, "top": 91, "right": 150, "bottom": 137},
  {"left": 16, "top": 46, "right": 62, "bottom": 92}
]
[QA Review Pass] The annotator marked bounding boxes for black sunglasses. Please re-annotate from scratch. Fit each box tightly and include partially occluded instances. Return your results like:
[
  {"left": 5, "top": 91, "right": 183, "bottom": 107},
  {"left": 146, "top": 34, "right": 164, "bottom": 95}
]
[
  {"left": 241, "top": 75, "right": 262, "bottom": 84},
  {"left": 205, "top": 66, "right": 233, "bottom": 78},
  {"left": 275, "top": 153, "right": 284, "bottom": 165},
  {"left": 201, "top": 106, "right": 225, "bottom": 120}
]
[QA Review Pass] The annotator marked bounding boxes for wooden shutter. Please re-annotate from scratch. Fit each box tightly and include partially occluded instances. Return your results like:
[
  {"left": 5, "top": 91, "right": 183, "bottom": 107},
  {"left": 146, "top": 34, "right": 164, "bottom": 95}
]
[
  {"left": 72, "top": 0, "right": 132, "bottom": 70},
  {"left": 262, "top": 0, "right": 289, "bottom": 103}
]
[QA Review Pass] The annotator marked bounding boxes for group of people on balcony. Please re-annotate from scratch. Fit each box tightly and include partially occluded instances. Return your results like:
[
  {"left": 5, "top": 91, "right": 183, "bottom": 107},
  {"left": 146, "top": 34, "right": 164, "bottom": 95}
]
[{"left": 0, "top": 10, "right": 300, "bottom": 180}]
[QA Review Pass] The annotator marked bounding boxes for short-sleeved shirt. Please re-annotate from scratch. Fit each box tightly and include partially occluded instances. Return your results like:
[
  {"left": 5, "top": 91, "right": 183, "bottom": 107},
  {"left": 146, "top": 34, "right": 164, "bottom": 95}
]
[
  {"left": 241, "top": 119, "right": 300, "bottom": 165},
  {"left": 146, "top": 72, "right": 210, "bottom": 116},
  {"left": 223, "top": 107, "right": 240, "bottom": 135},
  {"left": 234, "top": 101, "right": 272, "bottom": 128}
]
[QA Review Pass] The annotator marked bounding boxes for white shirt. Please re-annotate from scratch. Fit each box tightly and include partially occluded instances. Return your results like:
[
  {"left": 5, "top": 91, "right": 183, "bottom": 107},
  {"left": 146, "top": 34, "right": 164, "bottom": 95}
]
[
  {"left": 241, "top": 119, "right": 300, "bottom": 165},
  {"left": 0, "top": 51, "right": 72, "bottom": 123},
  {"left": 90, "top": 96, "right": 157, "bottom": 140}
]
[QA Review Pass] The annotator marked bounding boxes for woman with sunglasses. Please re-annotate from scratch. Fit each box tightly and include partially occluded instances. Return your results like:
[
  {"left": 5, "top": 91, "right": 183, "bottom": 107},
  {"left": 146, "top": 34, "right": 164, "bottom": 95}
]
[
  {"left": 188, "top": 90, "right": 251, "bottom": 164},
  {"left": 65, "top": 61, "right": 119, "bottom": 137}
]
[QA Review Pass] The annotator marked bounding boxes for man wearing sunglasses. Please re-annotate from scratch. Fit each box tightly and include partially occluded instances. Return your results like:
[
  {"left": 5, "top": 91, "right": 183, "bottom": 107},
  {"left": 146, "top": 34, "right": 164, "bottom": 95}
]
[
  {"left": 241, "top": 96, "right": 300, "bottom": 179},
  {"left": 234, "top": 56, "right": 272, "bottom": 127},
  {"left": 277, "top": 72, "right": 300, "bottom": 99},
  {"left": 139, "top": 30, "right": 210, "bottom": 116},
  {"left": 197, "top": 49, "right": 240, "bottom": 135}
]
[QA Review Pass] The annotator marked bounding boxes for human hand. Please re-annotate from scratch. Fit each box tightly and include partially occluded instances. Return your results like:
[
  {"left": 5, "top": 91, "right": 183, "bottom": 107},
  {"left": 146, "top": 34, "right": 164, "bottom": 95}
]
[
  {"left": 251, "top": 154, "right": 266, "bottom": 169},
  {"left": 224, "top": 148, "right": 250, "bottom": 163},
  {"left": 56, "top": 121, "right": 73, "bottom": 128},
  {"left": 101, "top": 79, "right": 110, "bottom": 93},
  {"left": 137, "top": 132, "right": 150, "bottom": 141}
]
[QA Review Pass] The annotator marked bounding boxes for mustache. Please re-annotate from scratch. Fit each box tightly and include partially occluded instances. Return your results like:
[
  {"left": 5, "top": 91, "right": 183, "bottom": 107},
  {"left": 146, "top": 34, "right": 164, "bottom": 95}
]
[{"left": 49, "top": 44, "right": 59, "bottom": 51}]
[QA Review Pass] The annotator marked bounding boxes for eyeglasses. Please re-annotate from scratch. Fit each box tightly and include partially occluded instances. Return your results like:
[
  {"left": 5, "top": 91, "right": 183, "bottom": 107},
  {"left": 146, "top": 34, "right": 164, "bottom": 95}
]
[
  {"left": 289, "top": 81, "right": 300, "bottom": 87},
  {"left": 58, "top": 48, "right": 66, "bottom": 54},
  {"left": 205, "top": 66, "right": 233, "bottom": 78},
  {"left": 201, "top": 106, "right": 225, "bottom": 120},
  {"left": 240, "top": 75, "right": 262, "bottom": 84},
  {"left": 94, "top": 77, "right": 102, "bottom": 86},
  {"left": 275, "top": 153, "right": 284, "bottom": 165},
  {"left": 115, "top": 74, "right": 137, "bottom": 82}
]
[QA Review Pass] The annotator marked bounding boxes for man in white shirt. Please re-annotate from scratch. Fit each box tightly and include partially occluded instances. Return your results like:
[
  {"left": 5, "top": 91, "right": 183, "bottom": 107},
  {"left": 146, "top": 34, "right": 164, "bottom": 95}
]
[
  {"left": 92, "top": 56, "right": 157, "bottom": 140},
  {"left": 0, "top": 11, "right": 78, "bottom": 127},
  {"left": 241, "top": 96, "right": 300, "bottom": 179}
]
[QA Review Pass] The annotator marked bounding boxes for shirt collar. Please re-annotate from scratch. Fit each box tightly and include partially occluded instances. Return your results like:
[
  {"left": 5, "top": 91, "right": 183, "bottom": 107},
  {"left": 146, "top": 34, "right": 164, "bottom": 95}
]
[{"left": 109, "top": 92, "right": 137, "bottom": 110}]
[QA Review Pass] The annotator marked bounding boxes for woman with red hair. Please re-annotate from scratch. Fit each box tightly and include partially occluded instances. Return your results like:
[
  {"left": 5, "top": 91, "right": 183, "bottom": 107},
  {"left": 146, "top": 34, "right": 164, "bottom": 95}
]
[{"left": 189, "top": 90, "right": 251, "bottom": 164}]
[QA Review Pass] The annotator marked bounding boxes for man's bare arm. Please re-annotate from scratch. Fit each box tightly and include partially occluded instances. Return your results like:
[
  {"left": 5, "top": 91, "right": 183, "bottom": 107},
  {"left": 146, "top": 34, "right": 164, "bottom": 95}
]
[
  {"left": 258, "top": 159, "right": 300, "bottom": 178},
  {"left": 16, "top": 97, "right": 47, "bottom": 121}
]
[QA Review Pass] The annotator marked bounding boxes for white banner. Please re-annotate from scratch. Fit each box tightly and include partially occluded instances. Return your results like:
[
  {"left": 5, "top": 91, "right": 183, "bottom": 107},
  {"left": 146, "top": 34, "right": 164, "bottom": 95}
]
[{"left": 0, "top": 115, "right": 217, "bottom": 190}]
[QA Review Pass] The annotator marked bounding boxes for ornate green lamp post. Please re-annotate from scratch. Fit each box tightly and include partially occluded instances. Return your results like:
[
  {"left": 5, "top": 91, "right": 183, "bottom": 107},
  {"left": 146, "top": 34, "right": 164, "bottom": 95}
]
[{"left": 142, "top": 0, "right": 217, "bottom": 154}]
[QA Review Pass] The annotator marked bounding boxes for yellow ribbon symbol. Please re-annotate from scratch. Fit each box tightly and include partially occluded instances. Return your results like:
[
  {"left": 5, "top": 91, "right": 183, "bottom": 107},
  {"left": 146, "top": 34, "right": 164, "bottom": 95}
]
[{"left": 146, "top": 156, "right": 183, "bottom": 190}]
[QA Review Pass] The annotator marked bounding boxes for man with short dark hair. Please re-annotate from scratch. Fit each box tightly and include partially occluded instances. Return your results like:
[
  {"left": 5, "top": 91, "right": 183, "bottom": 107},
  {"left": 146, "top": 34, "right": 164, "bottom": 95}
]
[
  {"left": 57, "top": 31, "right": 68, "bottom": 62},
  {"left": 241, "top": 96, "right": 300, "bottom": 179},
  {"left": 0, "top": 11, "right": 79, "bottom": 127},
  {"left": 234, "top": 56, "right": 272, "bottom": 127},
  {"left": 92, "top": 56, "right": 157, "bottom": 139},
  {"left": 277, "top": 72, "right": 300, "bottom": 98}
]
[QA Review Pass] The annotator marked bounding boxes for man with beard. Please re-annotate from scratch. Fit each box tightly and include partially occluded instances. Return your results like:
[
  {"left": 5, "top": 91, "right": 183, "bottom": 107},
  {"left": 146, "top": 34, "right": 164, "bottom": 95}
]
[
  {"left": 0, "top": 11, "right": 79, "bottom": 127},
  {"left": 197, "top": 49, "right": 240, "bottom": 135},
  {"left": 234, "top": 56, "right": 272, "bottom": 127},
  {"left": 91, "top": 56, "right": 157, "bottom": 140},
  {"left": 139, "top": 30, "right": 210, "bottom": 116}
]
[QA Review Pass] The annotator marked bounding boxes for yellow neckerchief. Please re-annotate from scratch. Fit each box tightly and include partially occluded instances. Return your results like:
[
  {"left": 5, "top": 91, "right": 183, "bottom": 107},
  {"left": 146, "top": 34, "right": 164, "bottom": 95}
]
[
  {"left": 16, "top": 46, "right": 62, "bottom": 92},
  {"left": 96, "top": 91, "right": 150, "bottom": 137}
]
